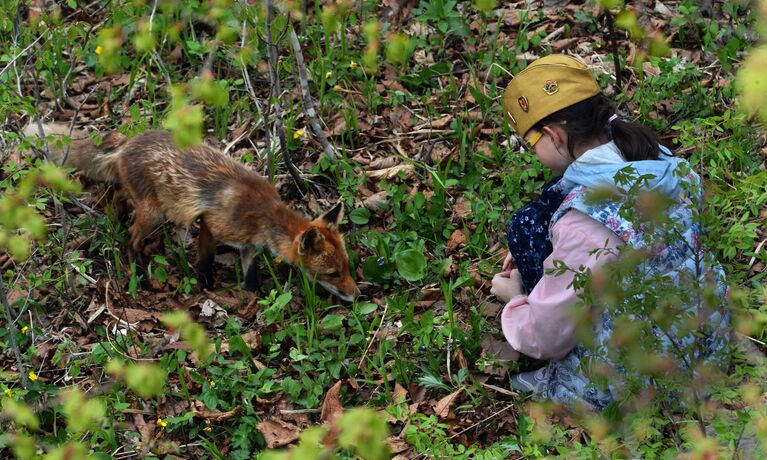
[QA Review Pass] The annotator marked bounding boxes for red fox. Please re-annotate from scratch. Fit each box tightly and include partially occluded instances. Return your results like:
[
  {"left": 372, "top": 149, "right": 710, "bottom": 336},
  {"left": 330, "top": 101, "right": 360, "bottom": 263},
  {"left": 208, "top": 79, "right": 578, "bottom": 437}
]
[{"left": 24, "top": 123, "right": 358, "bottom": 301}]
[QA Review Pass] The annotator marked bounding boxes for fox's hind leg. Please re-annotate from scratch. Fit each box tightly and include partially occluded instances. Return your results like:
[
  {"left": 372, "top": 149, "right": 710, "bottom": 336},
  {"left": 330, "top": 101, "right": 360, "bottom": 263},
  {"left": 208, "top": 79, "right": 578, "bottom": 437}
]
[
  {"left": 128, "top": 199, "right": 165, "bottom": 289},
  {"left": 128, "top": 199, "right": 165, "bottom": 253},
  {"left": 240, "top": 245, "right": 259, "bottom": 292},
  {"left": 197, "top": 216, "right": 216, "bottom": 290}
]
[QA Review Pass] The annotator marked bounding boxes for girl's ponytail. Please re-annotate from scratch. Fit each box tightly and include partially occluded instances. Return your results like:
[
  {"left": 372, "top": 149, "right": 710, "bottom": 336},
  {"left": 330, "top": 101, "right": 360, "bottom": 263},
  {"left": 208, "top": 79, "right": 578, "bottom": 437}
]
[
  {"left": 609, "top": 117, "right": 660, "bottom": 161},
  {"left": 536, "top": 94, "right": 661, "bottom": 162}
]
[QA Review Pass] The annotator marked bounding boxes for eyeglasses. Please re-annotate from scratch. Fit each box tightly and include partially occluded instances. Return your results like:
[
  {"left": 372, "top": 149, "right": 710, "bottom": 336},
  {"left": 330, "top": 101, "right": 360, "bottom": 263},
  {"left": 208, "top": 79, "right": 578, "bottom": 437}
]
[{"left": 521, "top": 131, "right": 544, "bottom": 151}]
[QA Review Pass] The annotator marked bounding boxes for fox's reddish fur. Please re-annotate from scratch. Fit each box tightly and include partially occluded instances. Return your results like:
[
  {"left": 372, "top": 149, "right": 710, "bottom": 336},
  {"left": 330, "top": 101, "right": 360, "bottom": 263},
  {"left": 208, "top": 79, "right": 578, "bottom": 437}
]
[{"left": 26, "top": 123, "right": 358, "bottom": 300}]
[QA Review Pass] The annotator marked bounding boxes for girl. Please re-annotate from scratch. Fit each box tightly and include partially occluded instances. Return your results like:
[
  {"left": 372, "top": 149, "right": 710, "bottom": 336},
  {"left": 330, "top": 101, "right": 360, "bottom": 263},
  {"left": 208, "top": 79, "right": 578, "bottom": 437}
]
[{"left": 490, "top": 54, "right": 730, "bottom": 410}]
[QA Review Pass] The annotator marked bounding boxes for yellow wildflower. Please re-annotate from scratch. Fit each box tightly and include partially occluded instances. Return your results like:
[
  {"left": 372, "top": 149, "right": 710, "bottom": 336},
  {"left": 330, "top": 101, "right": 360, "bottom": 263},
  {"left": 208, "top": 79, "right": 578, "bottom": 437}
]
[
  {"left": 21, "top": 326, "right": 28, "bottom": 334},
  {"left": 349, "top": 61, "right": 358, "bottom": 69},
  {"left": 204, "top": 426, "right": 212, "bottom": 432},
  {"left": 209, "top": 380, "right": 216, "bottom": 388},
  {"left": 333, "top": 84, "right": 342, "bottom": 92},
  {"left": 28, "top": 371, "right": 37, "bottom": 382},
  {"left": 293, "top": 129, "right": 305, "bottom": 140},
  {"left": 156, "top": 418, "right": 168, "bottom": 427},
  {"left": 95, "top": 45, "right": 103, "bottom": 55},
  {"left": 4, "top": 388, "right": 12, "bottom": 397},
  {"left": 325, "top": 71, "right": 333, "bottom": 79},
  {"left": 273, "top": 256, "right": 282, "bottom": 264}
]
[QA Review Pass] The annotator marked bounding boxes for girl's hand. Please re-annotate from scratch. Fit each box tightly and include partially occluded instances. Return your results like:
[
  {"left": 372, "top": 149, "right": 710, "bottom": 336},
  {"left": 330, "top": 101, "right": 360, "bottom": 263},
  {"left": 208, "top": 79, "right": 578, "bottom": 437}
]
[
  {"left": 502, "top": 251, "right": 515, "bottom": 271},
  {"left": 491, "top": 269, "right": 524, "bottom": 303}
]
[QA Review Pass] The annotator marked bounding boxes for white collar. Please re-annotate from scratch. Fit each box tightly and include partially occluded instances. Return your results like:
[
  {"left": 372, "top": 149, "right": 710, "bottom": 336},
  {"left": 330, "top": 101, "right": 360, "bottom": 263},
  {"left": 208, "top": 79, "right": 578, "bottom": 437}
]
[{"left": 570, "top": 141, "right": 625, "bottom": 167}]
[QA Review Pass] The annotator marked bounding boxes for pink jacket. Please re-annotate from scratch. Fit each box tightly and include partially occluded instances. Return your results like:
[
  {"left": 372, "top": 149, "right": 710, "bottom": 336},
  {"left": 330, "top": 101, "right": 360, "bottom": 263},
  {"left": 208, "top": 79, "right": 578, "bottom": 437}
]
[{"left": 501, "top": 210, "right": 624, "bottom": 360}]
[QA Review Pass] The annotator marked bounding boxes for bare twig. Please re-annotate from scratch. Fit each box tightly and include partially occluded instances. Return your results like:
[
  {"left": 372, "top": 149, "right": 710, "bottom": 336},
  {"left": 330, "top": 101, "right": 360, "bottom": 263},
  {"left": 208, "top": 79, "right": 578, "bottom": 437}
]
[
  {"left": 605, "top": 8, "right": 622, "bottom": 94},
  {"left": 0, "top": 32, "right": 48, "bottom": 79},
  {"left": 61, "top": 84, "right": 100, "bottom": 166},
  {"left": 152, "top": 50, "right": 173, "bottom": 87},
  {"left": 265, "top": 0, "right": 306, "bottom": 193},
  {"left": 288, "top": 28, "right": 336, "bottom": 162},
  {"left": 357, "top": 300, "right": 390, "bottom": 369},
  {"left": 448, "top": 402, "right": 516, "bottom": 440},
  {"left": 1, "top": 276, "right": 29, "bottom": 387},
  {"left": 237, "top": 14, "right": 272, "bottom": 180}
]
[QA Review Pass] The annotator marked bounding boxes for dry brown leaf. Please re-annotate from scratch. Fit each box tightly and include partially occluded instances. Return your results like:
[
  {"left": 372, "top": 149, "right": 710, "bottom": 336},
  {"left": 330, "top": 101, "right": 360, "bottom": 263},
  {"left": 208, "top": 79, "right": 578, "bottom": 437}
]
[
  {"left": 387, "top": 436, "right": 411, "bottom": 454},
  {"left": 327, "top": 114, "right": 347, "bottom": 137},
  {"left": 552, "top": 37, "right": 579, "bottom": 52},
  {"left": 257, "top": 418, "right": 300, "bottom": 448},
  {"left": 433, "top": 387, "right": 463, "bottom": 419},
  {"left": 363, "top": 191, "right": 389, "bottom": 213},
  {"left": 453, "top": 196, "right": 472, "bottom": 218},
  {"left": 366, "top": 164, "right": 414, "bottom": 180},
  {"left": 113, "top": 307, "right": 163, "bottom": 324},
  {"left": 369, "top": 156, "right": 398, "bottom": 170},
  {"left": 192, "top": 405, "right": 243, "bottom": 422},
  {"left": 393, "top": 383, "right": 408, "bottom": 405},
  {"left": 6, "top": 288, "right": 28, "bottom": 306},
  {"left": 133, "top": 413, "right": 155, "bottom": 456},
  {"left": 389, "top": 105, "right": 413, "bottom": 131},
  {"left": 320, "top": 380, "right": 345, "bottom": 423},
  {"left": 446, "top": 229, "right": 468, "bottom": 254},
  {"left": 430, "top": 114, "right": 453, "bottom": 129}
]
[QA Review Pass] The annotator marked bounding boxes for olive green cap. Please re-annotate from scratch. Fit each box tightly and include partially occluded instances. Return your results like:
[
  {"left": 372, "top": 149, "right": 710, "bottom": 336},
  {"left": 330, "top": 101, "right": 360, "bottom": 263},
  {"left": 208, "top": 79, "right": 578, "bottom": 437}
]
[{"left": 503, "top": 54, "right": 601, "bottom": 137}]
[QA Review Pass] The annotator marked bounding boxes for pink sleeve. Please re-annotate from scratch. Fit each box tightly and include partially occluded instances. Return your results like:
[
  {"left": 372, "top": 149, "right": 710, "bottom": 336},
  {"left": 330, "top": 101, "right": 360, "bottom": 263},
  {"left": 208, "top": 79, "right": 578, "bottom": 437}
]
[{"left": 501, "top": 210, "right": 624, "bottom": 360}]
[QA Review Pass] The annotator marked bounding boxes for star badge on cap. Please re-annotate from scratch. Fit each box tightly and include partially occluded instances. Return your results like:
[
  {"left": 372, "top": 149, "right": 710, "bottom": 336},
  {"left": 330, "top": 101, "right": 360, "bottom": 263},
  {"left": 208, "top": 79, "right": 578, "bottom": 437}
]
[
  {"left": 543, "top": 80, "right": 558, "bottom": 95},
  {"left": 518, "top": 96, "right": 529, "bottom": 112}
]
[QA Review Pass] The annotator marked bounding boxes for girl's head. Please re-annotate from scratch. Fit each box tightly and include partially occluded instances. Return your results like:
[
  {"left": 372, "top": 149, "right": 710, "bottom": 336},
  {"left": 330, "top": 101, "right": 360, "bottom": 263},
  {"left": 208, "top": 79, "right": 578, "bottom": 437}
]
[{"left": 503, "top": 54, "right": 659, "bottom": 173}]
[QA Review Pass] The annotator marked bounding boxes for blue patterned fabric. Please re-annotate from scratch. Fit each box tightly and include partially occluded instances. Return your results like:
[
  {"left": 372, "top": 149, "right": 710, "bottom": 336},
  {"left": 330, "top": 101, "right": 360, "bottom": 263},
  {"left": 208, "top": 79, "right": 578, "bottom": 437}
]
[
  {"left": 509, "top": 147, "right": 731, "bottom": 411},
  {"left": 505, "top": 176, "right": 565, "bottom": 293}
]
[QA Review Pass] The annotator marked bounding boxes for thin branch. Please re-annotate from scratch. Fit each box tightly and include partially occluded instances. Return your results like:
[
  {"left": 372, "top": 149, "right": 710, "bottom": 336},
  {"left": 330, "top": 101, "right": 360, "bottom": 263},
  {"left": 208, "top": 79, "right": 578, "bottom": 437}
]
[
  {"left": 605, "top": 8, "right": 622, "bottom": 94},
  {"left": 265, "top": 0, "right": 306, "bottom": 193},
  {"left": 152, "top": 50, "right": 173, "bottom": 87},
  {"left": 288, "top": 28, "right": 336, "bottom": 162},
  {"left": 1, "top": 275, "right": 29, "bottom": 387},
  {"left": 0, "top": 32, "right": 47, "bottom": 79}
]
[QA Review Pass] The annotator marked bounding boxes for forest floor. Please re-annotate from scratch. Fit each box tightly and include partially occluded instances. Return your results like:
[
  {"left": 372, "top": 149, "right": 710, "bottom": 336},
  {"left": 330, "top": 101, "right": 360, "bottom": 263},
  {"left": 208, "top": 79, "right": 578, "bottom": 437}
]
[{"left": 1, "top": 0, "right": 765, "bottom": 458}]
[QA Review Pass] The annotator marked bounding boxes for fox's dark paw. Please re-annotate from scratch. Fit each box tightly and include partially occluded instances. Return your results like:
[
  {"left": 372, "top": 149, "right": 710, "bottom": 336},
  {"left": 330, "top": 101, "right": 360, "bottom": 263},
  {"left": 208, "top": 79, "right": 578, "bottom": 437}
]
[{"left": 244, "top": 263, "right": 260, "bottom": 292}]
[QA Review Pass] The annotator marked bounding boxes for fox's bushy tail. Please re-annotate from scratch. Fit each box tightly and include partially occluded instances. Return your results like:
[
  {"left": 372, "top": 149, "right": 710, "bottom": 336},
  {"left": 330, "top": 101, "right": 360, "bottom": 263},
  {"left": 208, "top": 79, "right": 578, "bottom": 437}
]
[{"left": 23, "top": 122, "right": 125, "bottom": 183}]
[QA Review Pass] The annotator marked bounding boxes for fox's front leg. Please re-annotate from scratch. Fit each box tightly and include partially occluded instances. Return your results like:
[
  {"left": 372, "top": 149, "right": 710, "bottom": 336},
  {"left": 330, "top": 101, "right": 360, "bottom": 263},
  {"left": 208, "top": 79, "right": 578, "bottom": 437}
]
[
  {"left": 197, "top": 217, "right": 216, "bottom": 290},
  {"left": 240, "top": 245, "right": 259, "bottom": 292}
]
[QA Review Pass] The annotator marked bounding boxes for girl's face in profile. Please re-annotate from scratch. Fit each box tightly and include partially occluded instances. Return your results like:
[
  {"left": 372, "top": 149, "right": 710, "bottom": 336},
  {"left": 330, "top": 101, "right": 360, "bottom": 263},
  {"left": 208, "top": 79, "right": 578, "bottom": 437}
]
[{"left": 524, "top": 126, "right": 573, "bottom": 174}]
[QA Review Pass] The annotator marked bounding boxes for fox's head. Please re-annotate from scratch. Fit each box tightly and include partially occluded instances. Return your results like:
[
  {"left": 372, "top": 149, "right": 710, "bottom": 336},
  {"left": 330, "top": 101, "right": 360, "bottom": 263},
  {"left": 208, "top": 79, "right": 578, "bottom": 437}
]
[{"left": 295, "top": 203, "right": 358, "bottom": 302}]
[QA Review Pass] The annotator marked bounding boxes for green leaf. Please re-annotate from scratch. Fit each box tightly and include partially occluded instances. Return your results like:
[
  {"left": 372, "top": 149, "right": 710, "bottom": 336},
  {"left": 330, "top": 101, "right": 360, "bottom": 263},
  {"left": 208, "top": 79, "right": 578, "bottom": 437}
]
[
  {"left": 321, "top": 314, "right": 344, "bottom": 330},
  {"left": 357, "top": 303, "right": 378, "bottom": 315},
  {"left": 337, "top": 408, "right": 391, "bottom": 460},
  {"left": 163, "top": 85, "right": 203, "bottom": 149},
  {"left": 395, "top": 248, "right": 427, "bottom": 282},
  {"left": 122, "top": 363, "right": 167, "bottom": 399},
  {"left": 349, "top": 207, "right": 371, "bottom": 225},
  {"left": 61, "top": 388, "right": 106, "bottom": 434},
  {"left": 1, "top": 398, "right": 39, "bottom": 430}
]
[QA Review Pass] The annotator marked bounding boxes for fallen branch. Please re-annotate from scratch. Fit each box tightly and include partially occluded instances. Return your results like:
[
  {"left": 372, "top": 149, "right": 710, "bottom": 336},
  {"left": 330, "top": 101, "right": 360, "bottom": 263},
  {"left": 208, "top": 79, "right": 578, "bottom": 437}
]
[{"left": 288, "top": 28, "right": 336, "bottom": 162}]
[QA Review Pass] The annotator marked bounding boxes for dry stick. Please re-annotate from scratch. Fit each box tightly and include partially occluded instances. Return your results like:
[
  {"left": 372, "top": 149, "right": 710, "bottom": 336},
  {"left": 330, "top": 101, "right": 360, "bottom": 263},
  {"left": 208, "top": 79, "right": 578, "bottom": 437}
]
[
  {"left": 240, "top": 63, "right": 271, "bottom": 176},
  {"left": 10, "top": 1, "right": 24, "bottom": 97},
  {"left": 605, "top": 8, "right": 622, "bottom": 94},
  {"left": 357, "top": 300, "right": 390, "bottom": 369},
  {"left": 265, "top": 0, "right": 307, "bottom": 193},
  {"left": 288, "top": 28, "right": 336, "bottom": 162},
  {"left": 239, "top": 19, "right": 272, "bottom": 180},
  {"left": 1, "top": 276, "right": 29, "bottom": 387},
  {"left": 152, "top": 50, "right": 173, "bottom": 87},
  {"left": 448, "top": 402, "right": 516, "bottom": 440}
]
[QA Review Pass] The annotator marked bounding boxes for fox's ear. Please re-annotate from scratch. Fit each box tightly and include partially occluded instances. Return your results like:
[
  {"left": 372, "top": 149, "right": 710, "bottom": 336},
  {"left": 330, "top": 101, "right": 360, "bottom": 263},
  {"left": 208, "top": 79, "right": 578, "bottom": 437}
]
[
  {"left": 298, "top": 227, "right": 324, "bottom": 255},
  {"left": 321, "top": 202, "right": 344, "bottom": 229}
]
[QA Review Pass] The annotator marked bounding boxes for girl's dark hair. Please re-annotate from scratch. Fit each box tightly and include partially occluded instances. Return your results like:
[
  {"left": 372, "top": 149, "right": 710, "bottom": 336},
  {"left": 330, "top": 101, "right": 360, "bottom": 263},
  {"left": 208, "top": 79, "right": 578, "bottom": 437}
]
[{"left": 534, "top": 94, "right": 660, "bottom": 162}]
